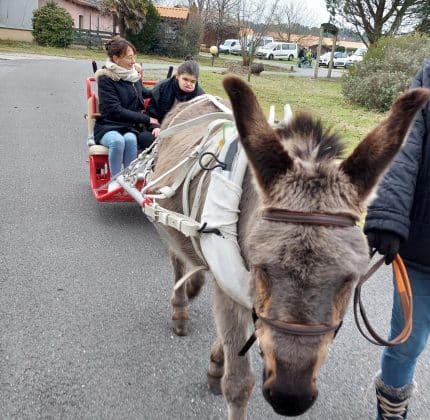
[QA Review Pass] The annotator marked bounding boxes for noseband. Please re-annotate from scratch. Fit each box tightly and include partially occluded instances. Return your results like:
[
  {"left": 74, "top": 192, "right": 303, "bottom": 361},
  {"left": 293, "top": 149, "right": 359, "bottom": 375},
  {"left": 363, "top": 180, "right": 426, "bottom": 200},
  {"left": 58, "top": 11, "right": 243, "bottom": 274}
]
[{"left": 238, "top": 207, "right": 357, "bottom": 357}]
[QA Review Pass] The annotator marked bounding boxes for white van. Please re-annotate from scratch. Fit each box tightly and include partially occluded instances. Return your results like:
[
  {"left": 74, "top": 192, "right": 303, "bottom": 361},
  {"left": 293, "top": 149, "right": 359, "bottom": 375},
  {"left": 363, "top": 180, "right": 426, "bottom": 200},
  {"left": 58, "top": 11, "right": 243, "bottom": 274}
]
[
  {"left": 219, "top": 39, "right": 239, "bottom": 54},
  {"left": 230, "top": 36, "right": 274, "bottom": 55},
  {"left": 256, "top": 42, "right": 299, "bottom": 60}
]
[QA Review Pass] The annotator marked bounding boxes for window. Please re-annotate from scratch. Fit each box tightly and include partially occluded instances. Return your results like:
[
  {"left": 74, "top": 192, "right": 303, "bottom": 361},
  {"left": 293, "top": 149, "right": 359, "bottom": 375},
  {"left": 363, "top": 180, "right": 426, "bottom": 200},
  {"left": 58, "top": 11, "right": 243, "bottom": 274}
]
[{"left": 78, "top": 15, "right": 84, "bottom": 29}]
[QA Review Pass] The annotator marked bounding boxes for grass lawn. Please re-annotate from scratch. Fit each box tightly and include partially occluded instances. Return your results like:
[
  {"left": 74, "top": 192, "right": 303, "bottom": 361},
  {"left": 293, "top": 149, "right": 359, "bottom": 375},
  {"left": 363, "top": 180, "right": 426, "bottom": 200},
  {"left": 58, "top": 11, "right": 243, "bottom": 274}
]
[
  {"left": 200, "top": 72, "right": 384, "bottom": 154},
  {"left": 0, "top": 40, "right": 384, "bottom": 154}
]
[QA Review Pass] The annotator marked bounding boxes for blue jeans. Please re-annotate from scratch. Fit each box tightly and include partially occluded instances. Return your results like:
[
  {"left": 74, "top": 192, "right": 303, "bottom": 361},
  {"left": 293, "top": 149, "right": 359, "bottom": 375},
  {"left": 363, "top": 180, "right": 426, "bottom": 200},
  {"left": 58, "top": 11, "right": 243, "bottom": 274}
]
[
  {"left": 100, "top": 131, "right": 137, "bottom": 177},
  {"left": 381, "top": 266, "right": 430, "bottom": 387}
]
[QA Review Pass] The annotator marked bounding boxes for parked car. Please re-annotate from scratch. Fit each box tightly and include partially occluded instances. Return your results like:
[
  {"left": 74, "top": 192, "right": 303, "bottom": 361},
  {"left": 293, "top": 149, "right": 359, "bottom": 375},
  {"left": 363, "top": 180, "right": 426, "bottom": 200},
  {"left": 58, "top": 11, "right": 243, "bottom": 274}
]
[
  {"left": 318, "top": 51, "right": 348, "bottom": 68},
  {"left": 230, "top": 42, "right": 245, "bottom": 55},
  {"left": 333, "top": 53, "right": 349, "bottom": 68},
  {"left": 345, "top": 47, "right": 368, "bottom": 67},
  {"left": 230, "top": 36, "right": 274, "bottom": 55},
  {"left": 219, "top": 39, "right": 239, "bottom": 54},
  {"left": 256, "top": 42, "right": 299, "bottom": 60}
]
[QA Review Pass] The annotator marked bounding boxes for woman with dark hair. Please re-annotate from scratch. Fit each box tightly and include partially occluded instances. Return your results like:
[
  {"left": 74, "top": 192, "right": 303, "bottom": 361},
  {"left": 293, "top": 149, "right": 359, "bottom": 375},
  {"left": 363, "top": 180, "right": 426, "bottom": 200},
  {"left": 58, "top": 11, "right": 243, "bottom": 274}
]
[
  {"left": 94, "top": 36, "right": 160, "bottom": 191},
  {"left": 147, "top": 57, "right": 205, "bottom": 131}
]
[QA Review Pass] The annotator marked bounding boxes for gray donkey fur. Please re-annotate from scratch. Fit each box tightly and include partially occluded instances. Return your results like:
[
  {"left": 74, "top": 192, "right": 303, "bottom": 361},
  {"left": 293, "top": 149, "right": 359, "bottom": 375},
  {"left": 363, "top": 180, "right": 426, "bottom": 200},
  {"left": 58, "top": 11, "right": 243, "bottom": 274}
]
[{"left": 148, "top": 76, "right": 430, "bottom": 419}]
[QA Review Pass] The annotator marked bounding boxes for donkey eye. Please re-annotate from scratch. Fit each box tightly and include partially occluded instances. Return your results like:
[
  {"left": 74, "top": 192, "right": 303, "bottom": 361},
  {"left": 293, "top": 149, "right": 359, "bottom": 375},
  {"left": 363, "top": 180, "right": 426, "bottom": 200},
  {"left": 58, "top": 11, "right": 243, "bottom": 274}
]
[{"left": 342, "top": 274, "right": 354, "bottom": 285}]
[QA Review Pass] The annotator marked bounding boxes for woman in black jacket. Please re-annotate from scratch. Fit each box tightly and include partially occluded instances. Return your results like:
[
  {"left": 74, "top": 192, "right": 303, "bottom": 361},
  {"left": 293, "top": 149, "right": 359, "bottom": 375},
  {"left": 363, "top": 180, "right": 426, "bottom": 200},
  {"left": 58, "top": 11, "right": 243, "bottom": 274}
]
[
  {"left": 364, "top": 59, "right": 430, "bottom": 419},
  {"left": 94, "top": 36, "right": 160, "bottom": 191},
  {"left": 147, "top": 57, "right": 204, "bottom": 127}
]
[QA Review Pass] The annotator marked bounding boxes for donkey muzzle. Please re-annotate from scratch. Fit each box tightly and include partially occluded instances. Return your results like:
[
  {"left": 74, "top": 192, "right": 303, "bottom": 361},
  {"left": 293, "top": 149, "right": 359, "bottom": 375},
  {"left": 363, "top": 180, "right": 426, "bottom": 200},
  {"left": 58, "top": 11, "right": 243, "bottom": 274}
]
[{"left": 262, "top": 369, "right": 318, "bottom": 416}]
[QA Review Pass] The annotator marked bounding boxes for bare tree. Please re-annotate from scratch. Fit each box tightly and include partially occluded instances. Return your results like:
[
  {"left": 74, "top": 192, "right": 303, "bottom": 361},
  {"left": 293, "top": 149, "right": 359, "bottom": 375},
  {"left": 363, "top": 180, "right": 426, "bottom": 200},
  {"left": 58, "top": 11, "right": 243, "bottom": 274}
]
[
  {"left": 235, "top": 0, "right": 280, "bottom": 80},
  {"left": 171, "top": 0, "right": 239, "bottom": 42},
  {"left": 211, "top": 0, "right": 241, "bottom": 47},
  {"left": 181, "top": 0, "right": 213, "bottom": 23},
  {"left": 273, "top": 0, "right": 318, "bottom": 41},
  {"left": 326, "top": 0, "right": 427, "bottom": 46}
]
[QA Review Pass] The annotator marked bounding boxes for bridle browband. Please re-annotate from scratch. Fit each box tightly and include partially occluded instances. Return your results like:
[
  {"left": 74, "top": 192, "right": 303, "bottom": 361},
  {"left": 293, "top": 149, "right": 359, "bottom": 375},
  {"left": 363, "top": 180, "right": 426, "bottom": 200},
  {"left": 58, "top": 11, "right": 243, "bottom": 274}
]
[{"left": 239, "top": 207, "right": 356, "bottom": 356}]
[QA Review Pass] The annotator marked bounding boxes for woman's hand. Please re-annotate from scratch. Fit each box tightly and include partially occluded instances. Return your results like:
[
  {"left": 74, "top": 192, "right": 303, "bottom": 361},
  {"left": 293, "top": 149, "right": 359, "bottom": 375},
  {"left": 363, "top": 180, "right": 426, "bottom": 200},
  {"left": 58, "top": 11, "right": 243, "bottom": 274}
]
[{"left": 152, "top": 127, "right": 161, "bottom": 138}]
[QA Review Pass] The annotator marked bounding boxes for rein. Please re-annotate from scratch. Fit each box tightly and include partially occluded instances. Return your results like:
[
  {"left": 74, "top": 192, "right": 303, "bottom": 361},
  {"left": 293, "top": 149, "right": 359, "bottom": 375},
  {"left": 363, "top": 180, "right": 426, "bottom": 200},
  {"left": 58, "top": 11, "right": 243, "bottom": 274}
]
[
  {"left": 238, "top": 207, "right": 413, "bottom": 356},
  {"left": 353, "top": 252, "right": 413, "bottom": 346}
]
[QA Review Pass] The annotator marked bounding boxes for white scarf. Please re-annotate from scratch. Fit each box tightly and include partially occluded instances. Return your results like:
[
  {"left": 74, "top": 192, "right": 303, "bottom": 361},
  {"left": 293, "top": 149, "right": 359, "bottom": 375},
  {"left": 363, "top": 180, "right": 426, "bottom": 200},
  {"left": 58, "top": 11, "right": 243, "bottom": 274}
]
[{"left": 105, "top": 59, "right": 140, "bottom": 82}]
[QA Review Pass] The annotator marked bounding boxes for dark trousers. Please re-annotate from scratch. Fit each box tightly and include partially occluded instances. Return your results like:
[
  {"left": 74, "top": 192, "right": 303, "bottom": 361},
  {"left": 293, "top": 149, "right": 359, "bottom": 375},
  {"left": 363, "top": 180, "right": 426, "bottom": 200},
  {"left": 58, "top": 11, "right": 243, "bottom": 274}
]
[{"left": 137, "top": 130, "right": 156, "bottom": 150}]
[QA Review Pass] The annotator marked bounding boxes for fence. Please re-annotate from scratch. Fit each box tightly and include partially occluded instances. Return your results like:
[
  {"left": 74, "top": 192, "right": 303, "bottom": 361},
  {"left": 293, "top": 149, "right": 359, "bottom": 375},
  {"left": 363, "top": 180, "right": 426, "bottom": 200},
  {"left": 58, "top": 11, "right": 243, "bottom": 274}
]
[{"left": 72, "top": 29, "right": 114, "bottom": 48}]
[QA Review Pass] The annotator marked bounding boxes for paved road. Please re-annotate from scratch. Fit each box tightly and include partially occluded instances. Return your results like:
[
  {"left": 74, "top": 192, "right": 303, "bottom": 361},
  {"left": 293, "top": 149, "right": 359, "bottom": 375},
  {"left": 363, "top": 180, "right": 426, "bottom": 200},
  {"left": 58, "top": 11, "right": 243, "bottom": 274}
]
[
  {"left": 0, "top": 51, "right": 344, "bottom": 78},
  {"left": 0, "top": 55, "right": 429, "bottom": 420}
]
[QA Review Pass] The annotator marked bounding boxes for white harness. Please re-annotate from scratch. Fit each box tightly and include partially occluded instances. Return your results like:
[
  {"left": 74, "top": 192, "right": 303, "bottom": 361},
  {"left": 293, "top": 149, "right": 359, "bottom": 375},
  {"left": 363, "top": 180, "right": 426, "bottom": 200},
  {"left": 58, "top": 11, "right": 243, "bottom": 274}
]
[{"left": 118, "top": 95, "right": 292, "bottom": 309}]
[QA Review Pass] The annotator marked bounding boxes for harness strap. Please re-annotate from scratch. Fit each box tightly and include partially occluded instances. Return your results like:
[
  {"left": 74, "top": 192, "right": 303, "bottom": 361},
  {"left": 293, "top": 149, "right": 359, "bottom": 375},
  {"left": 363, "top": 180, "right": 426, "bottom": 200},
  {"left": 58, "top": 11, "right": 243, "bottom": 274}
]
[
  {"left": 173, "top": 265, "right": 207, "bottom": 291},
  {"left": 143, "top": 202, "right": 203, "bottom": 237}
]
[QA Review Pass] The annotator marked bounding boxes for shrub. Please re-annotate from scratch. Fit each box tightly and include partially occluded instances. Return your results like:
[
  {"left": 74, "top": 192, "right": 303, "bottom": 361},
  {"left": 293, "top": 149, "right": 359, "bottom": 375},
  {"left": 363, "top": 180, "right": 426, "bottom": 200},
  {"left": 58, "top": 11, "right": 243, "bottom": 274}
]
[
  {"left": 174, "top": 11, "right": 203, "bottom": 58},
  {"left": 342, "top": 34, "right": 430, "bottom": 112},
  {"left": 126, "top": 3, "right": 160, "bottom": 54},
  {"left": 32, "top": 1, "right": 74, "bottom": 48}
]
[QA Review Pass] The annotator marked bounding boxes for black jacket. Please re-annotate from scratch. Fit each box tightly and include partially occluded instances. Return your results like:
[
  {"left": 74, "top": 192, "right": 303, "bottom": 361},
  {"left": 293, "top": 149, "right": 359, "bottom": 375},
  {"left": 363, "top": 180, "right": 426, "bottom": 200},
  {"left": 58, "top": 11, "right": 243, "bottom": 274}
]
[
  {"left": 94, "top": 68, "right": 154, "bottom": 143},
  {"left": 147, "top": 76, "right": 204, "bottom": 123},
  {"left": 364, "top": 59, "right": 430, "bottom": 272}
]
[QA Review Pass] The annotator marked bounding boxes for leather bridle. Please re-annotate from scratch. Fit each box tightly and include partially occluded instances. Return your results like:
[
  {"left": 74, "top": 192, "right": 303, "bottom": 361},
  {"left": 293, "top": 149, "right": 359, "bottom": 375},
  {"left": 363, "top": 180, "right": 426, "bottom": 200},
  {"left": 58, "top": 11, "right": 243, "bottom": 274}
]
[
  {"left": 238, "top": 207, "right": 413, "bottom": 356},
  {"left": 239, "top": 207, "right": 357, "bottom": 356}
]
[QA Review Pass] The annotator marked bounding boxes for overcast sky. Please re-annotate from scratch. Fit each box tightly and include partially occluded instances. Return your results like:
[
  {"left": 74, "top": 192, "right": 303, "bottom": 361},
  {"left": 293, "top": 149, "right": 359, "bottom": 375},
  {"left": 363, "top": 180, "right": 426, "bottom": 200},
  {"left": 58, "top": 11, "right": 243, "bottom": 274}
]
[{"left": 303, "top": 0, "right": 331, "bottom": 26}]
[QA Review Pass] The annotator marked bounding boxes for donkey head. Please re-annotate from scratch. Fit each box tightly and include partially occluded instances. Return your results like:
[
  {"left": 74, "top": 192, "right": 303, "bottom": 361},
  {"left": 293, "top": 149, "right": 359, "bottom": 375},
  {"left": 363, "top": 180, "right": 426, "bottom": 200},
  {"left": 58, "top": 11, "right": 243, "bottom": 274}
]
[{"left": 223, "top": 76, "right": 430, "bottom": 416}]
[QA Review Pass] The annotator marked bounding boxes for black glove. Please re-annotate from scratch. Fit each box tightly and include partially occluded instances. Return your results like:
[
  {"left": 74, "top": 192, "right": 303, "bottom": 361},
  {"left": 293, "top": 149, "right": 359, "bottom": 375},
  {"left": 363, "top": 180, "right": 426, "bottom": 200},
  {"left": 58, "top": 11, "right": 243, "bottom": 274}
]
[{"left": 366, "top": 229, "right": 401, "bottom": 265}]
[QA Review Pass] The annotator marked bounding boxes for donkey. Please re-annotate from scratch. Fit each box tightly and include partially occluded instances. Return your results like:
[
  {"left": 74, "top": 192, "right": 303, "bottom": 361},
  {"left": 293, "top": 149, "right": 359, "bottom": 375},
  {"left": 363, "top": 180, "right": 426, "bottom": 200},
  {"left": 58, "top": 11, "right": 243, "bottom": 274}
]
[{"left": 149, "top": 76, "right": 430, "bottom": 419}]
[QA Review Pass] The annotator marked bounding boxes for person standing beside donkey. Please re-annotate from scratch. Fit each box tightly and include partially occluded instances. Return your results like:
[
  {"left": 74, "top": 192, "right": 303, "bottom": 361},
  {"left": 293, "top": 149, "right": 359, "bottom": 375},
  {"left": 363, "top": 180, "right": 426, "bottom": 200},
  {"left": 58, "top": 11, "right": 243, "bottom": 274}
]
[
  {"left": 94, "top": 36, "right": 160, "bottom": 192},
  {"left": 364, "top": 58, "right": 430, "bottom": 420}
]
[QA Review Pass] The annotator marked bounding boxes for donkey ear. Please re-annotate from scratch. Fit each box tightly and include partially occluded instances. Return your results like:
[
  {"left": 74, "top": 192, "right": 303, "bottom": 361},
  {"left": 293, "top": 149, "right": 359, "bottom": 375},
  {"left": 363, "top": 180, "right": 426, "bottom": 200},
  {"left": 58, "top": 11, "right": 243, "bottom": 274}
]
[
  {"left": 340, "top": 88, "right": 430, "bottom": 201},
  {"left": 223, "top": 76, "right": 293, "bottom": 192}
]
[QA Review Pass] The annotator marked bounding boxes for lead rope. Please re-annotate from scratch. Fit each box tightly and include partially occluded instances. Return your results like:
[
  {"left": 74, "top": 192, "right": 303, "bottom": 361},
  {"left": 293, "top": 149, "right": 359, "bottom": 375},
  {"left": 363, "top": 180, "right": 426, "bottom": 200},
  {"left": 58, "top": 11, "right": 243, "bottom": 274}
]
[{"left": 353, "top": 252, "right": 413, "bottom": 346}]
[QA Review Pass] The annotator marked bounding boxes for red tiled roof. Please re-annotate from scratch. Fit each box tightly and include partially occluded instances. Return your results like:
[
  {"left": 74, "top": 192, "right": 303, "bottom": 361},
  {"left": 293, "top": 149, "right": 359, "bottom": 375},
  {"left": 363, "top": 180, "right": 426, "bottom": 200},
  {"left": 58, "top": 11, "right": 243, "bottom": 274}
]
[{"left": 155, "top": 5, "right": 189, "bottom": 20}]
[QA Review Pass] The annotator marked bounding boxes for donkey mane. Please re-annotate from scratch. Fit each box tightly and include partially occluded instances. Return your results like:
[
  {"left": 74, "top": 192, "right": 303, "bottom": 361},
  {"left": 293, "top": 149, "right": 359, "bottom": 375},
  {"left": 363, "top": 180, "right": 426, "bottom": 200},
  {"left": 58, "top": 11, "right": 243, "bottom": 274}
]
[{"left": 277, "top": 113, "right": 344, "bottom": 162}]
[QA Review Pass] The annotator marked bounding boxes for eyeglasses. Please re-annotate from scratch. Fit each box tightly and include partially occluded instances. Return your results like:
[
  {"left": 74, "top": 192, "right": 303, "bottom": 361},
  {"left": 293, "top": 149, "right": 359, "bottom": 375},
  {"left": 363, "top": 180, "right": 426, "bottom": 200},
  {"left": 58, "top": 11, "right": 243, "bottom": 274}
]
[{"left": 122, "top": 54, "right": 136, "bottom": 61}]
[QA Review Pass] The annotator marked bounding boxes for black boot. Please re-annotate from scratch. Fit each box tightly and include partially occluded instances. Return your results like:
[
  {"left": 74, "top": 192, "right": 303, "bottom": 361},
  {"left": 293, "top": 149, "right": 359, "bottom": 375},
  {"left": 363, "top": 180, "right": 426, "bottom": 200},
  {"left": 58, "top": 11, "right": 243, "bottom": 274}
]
[{"left": 375, "top": 375, "right": 415, "bottom": 420}]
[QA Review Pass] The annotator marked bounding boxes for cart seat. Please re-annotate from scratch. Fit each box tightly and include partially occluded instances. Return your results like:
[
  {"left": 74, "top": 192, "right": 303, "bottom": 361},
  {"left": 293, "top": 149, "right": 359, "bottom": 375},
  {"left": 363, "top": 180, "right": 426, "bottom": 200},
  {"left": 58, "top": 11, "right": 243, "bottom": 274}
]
[{"left": 89, "top": 145, "right": 109, "bottom": 155}]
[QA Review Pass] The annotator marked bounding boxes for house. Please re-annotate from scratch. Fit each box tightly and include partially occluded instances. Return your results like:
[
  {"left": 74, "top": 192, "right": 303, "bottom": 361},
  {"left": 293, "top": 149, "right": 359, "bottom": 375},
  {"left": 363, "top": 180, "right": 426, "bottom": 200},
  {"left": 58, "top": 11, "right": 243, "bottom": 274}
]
[
  {"left": 153, "top": 5, "right": 190, "bottom": 54},
  {"left": 0, "top": 0, "right": 115, "bottom": 42},
  {"left": 38, "top": 0, "right": 115, "bottom": 32},
  {"left": 0, "top": 0, "right": 38, "bottom": 41},
  {"left": 0, "top": 1, "right": 190, "bottom": 46}
]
